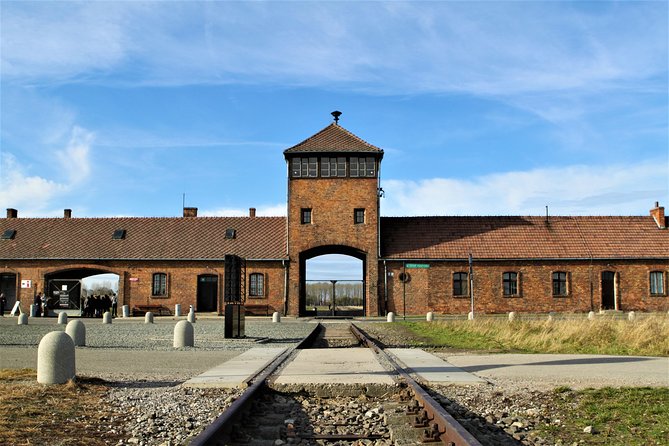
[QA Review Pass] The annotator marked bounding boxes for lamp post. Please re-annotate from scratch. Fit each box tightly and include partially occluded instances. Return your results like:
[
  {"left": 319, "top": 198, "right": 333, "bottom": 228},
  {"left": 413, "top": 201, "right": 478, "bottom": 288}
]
[{"left": 330, "top": 280, "right": 337, "bottom": 316}]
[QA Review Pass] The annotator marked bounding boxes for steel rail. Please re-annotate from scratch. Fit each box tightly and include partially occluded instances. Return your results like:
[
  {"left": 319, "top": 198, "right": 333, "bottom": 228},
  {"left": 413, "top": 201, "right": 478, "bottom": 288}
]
[
  {"left": 188, "top": 323, "right": 322, "bottom": 446},
  {"left": 350, "top": 323, "right": 483, "bottom": 446}
]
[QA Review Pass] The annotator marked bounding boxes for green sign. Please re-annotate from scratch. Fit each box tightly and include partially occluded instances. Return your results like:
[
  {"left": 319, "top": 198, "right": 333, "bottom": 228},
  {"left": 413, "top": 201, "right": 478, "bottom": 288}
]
[{"left": 405, "top": 263, "right": 430, "bottom": 269}]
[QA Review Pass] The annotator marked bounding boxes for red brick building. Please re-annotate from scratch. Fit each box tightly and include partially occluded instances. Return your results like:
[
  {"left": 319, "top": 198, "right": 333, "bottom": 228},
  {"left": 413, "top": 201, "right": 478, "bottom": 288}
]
[{"left": 1, "top": 120, "right": 668, "bottom": 316}]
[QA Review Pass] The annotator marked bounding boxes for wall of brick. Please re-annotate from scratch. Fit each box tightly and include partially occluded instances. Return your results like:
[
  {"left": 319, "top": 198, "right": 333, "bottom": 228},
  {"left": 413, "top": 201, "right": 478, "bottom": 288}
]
[
  {"left": 287, "top": 177, "right": 380, "bottom": 316},
  {"left": 1, "top": 259, "right": 286, "bottom": 316},
  {"left": 380, "top": 259, "right": 669, "bottom": 315}
]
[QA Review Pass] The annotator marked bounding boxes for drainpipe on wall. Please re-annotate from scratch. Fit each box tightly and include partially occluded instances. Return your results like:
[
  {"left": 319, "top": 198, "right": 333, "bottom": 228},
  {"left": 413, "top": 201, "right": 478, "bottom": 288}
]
[
  {"left": 383, "top": 260, "right": 388, "bottom": 316},
  {"left": 282, "top": 260, "right": 288, "bottom": 316}
]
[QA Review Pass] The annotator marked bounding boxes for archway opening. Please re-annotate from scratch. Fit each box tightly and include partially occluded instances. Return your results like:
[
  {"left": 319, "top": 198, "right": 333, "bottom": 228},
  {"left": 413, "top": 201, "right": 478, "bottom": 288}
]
[
  {"left": 45, "top": 270, "right": 119, "bottom": 316},
  {"left": 300, "top": 247, "right": 365, "bottom": 317}
]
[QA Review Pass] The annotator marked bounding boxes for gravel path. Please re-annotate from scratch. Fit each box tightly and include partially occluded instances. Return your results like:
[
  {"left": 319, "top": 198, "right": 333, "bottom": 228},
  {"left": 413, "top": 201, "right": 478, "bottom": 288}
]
[{"left": 1, "top": 317, "right": 667, "bottom": 446}]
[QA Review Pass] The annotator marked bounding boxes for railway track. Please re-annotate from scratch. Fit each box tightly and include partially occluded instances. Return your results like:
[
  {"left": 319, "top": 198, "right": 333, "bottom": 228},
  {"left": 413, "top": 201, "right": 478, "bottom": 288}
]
[{"left": 189, "top": 322, "right": 482, "bottom": 446}]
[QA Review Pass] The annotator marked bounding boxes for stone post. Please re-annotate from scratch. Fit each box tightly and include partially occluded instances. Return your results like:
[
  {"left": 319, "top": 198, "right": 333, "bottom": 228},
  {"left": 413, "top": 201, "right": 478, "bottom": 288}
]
[
  {"left": 145, "top": 312, "right": 154, "bottom": 324},
  {"left": 65, "top": 320, "right": 86, "bottom": 347},
  {"left": 587, "top": 311, "right": 596, "bottom": 320},
  {"left": 103, "top": 312, "right": 112, "bottom": 324},
  {"left": 122, "top": 305, "right": 129, "bottom": 318},
  {"left": 37, "top": 331, "right": 75, "bottom": 384},
  {"left": 272, "top": 312, "right": 281, "bottom": 323},
  {"left": 508, "top": 312, "right": 516, "bottom": 322},
  {"left": 174, "top": 320, "right": 194, "bottom": 348},
  {"left": 387, "top": 312, "right": 395, "bottom": 323},
  {"left": 426, "top": 311, "right": 434, "bottom": 322},
  {"left": 30, "top": 304, "right": 38, "bottom": 317},
  {"left": 18, "top": 313, "right": 28, "bottom": 325},
  {"left": 57, "top": 312, "right": 68, "bottom": 325},
  {"left": 467, "top": 312, "right": 474, "bottom": 320},
  {"left": 628, "top": 311, "right": 636, "bottom": 322},
  {"left": 187, "top": 309, "right": 196, "bottom": 323},
  {"left": 175, "top": 304, "right": 182, "bottom": 317}
]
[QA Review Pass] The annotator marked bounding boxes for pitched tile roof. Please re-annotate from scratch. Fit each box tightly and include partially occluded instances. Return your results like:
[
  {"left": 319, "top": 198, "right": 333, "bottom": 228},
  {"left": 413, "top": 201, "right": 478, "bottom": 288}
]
[
  {"left": 381, "top": 216, "right": 669, "bottom": 260},
  {"left": 0, "top": 217, "right": 287, "bottom": 260},
  {"left": 284, "top": 123, "right": 383, "bottom": 155}
]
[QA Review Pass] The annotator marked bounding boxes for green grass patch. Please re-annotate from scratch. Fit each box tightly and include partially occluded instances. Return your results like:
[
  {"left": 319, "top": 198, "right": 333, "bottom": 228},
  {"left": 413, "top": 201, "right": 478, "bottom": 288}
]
[
  {"left": 540, "top": 387, "right": 669, "bottom": 445},
  {"left": 399, "top": 316, "right": 669, "bottom": 356}
]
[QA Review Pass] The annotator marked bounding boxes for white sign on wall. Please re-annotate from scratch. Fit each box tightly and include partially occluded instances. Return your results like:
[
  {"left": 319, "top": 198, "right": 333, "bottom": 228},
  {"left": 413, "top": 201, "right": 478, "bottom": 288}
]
[
  {"left": 20, "top": 280, "right": 32, "bottom": 289},
  {"left": 62, "top": 285, "right": 68, "bottom": 291}
]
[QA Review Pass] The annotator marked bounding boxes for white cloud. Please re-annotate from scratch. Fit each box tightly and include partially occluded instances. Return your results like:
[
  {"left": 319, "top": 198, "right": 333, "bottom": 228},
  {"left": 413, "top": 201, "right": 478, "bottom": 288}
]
[
  {"left": 381, "top": 160, "right": 669, "bottom": 217},
  {"left": 201, "top": 203, "right": 286, "bottom": 217},
  {"left": 0, "top": 126, "right": 94, "bottom": 216},
  {"left": 2, "top": 2, "right": 665, "bottom": 97}
]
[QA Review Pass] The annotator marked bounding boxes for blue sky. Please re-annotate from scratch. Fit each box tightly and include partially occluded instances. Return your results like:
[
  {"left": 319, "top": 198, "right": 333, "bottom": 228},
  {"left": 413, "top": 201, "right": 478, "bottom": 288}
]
[{"left": 1, "top": 1, "right": 667, "bottom": 223}]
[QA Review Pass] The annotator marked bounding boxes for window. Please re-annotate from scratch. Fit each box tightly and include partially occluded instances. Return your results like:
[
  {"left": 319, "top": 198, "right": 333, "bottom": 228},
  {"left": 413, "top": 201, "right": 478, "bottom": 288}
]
[
  {"left": 453, "top": 272, "right": 469, "bottom": 297},
  {"left": 354, "top": 208, "right": 365, "bottom": 224},
  {"left": 1, "top": 229, "right": 16, "bottom": 240},
  {"left": 301, "top": 208, "right": 312, "bottom": 224},
  {"left": 112, "top": 229, "right": 126, "bottom": 240},
  {"left": 152, "top": 273, "right": 167, "bottom": 297},
  {"left": 502, "top": 272, "right": 519, "bottom": 296},
  {"left": 290, "top": 157, "right": 318, "bottom": 178},
  {"left": 552, "top": 272, "right": 568, "bottom": 296},
  {"left": 650, "top": 271, "right": 665, "bottom": 295},
  {"left": 249, "top": 273, "right": 265, "bottom": 297},
  {"left": 350, "top": 157, "right": 376, "bottom": 178}
]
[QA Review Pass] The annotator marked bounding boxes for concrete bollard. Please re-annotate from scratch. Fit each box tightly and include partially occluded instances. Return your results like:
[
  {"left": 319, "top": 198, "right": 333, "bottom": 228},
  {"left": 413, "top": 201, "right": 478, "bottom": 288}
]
[
  {"left": 145, "top": 312, "right": 154, "bottom": 324},
  {"left": 588, "top": 311, "right": 596, "bottom": 320},
  {"left": 18, "top": 313, "right": 28, "bottom": 325},
  {"left": 387, "top": 312, "right": 395, "bottom": 323},
  {"left": 547, "top": 313, "right": 554, "bottom": 323},
  {"left": 175, "top": 304, "right": 182, "bottom": 317},
  {"left": 187, "top": 310, "right": 196, "bottom": 323},
  {"left": 65, "top": 320, "right": 86, "bottom": 346},
  {"left": 30, "top": 304, "right": 38, "bottom": 317},
  {"left": 174, "top": 320, "right": 194, "bottom": 348},
  {"left": 102, "top": 312, "right": 112, "bottom": 324},
  {"left": 426, "top": 311, "right": 434, "bottom": 322},
  {"left": 37, "top": 331, "right": 75, "bottom": 384},
  {"left": 57, "top": 312, "right": 68, "bottom": 325},
  {"left": 468, "top": 311, "right": 474, "bottom": 320},
  {"left": 272, "top": 312, "right": 281, "bottom": 323},
  {"left": 122, "top": 305, "right": 129, "bottom": 318},
  {"left": 628, "top": 311, "right": 636, "bottom": 322},
  {"left": 508, "top": 312, "right": 516, "bottom": 322}
]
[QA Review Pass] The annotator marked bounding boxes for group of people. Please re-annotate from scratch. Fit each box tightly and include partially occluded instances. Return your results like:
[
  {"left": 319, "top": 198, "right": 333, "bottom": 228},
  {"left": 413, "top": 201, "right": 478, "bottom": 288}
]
[{"left": 82, "top": 294, "right": 118, "bottom": 318}]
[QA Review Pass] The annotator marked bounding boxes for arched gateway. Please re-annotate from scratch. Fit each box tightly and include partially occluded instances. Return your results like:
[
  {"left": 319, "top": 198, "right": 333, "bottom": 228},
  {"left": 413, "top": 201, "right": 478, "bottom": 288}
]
[{"left": 284, "top": 118, "right": 383, "bottom": 317}]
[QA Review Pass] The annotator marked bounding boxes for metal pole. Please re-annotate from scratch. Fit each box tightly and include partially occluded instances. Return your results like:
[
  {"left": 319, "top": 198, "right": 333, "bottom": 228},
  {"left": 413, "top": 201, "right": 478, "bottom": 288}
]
[
  {"left": 402, "top": 262, "right": 406, "bottom": 320},
  {"left": 469, "top": 254, "right": 474, "bottom": 318},
  {"left": 330, "top": 280, "right": 337, "bottom": 316}
]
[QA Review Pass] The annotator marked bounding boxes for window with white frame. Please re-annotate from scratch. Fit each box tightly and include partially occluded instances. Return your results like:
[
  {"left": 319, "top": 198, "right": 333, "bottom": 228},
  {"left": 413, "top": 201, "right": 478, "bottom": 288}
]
[{"left": 650, "top": 271, "right": 665, "bottom": 296}]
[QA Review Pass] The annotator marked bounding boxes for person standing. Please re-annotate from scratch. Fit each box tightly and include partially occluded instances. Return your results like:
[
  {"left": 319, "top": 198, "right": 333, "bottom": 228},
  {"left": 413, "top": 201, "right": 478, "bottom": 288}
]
[
  {"left": 0, "top": 292, "right": 6, "bottom": 316},
  {"left": 34, "top": 293, "right": 42, "bottom": 317},
  {"left": 111, "top": 294, "right": 118, "bottom": 318},
  {"left": 41, "top": 293, "right": 48, "bottom": 317}
]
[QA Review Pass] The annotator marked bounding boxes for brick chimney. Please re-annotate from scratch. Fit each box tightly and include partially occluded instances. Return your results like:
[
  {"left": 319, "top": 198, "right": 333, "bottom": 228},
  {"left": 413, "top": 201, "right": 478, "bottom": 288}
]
[
  {"left": 6, "top": 208, "right": 17, "bottom": 219},
  {"left": 650, "top": 202, "right": 665, "bottom": 229},
  {"left": 64, "top": 209, "right": 72, "bottom": 219},
  {"left": 249, "top": 207, "right": 256, "bottom": 218},
  {"left": 183, "top": 207, "right": 198, "bottom": 218}
]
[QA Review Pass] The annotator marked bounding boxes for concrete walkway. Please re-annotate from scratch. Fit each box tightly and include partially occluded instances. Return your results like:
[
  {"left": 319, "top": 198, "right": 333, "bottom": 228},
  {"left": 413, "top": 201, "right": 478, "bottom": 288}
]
[
  {"left": 442, "top": 353, "right": 669, "bottom": 389},
  {"left": 388, "top": 348, "right": 486, "bottom": 385}
]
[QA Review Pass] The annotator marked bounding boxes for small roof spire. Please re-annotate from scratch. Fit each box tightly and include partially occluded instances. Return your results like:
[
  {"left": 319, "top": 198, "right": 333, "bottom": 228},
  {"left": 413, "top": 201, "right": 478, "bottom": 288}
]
[{"left": 331, "top": 110, "right": 342, "bottom": 124}]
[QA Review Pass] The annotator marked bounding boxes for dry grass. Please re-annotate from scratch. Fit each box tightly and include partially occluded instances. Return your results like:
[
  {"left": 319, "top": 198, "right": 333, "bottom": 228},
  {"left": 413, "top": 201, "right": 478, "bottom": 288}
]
[
  {"left": 403, "top": 314, "right": 669, "bottom": 356},
  {"left": 0, "top": 370, "right": 124, "bottom": 446}
]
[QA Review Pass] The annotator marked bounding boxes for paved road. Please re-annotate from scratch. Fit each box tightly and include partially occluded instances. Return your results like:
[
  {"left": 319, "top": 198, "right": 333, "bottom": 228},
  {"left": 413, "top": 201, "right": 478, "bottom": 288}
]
[{"left": 442, "top": 353, "right": 669, "bottom": 390}]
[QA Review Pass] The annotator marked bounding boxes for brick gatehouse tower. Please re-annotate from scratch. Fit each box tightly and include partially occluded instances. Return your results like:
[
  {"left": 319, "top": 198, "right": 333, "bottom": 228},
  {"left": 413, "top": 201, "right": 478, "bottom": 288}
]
[{"left": 284, "top": 113, "right": 384, "bottom": 316}]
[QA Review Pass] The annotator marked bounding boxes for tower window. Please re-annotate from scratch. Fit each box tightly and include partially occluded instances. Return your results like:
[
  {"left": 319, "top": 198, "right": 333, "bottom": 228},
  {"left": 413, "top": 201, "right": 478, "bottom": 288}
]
[
  {"left": 301, "top": 208, "right": 312, "bottom": 224},
  {"left": 350, "top": 157, "right": 376, "bottom": 178},
  {"left": 354, "top": 208, "right": 365, "bottom": 224}
]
